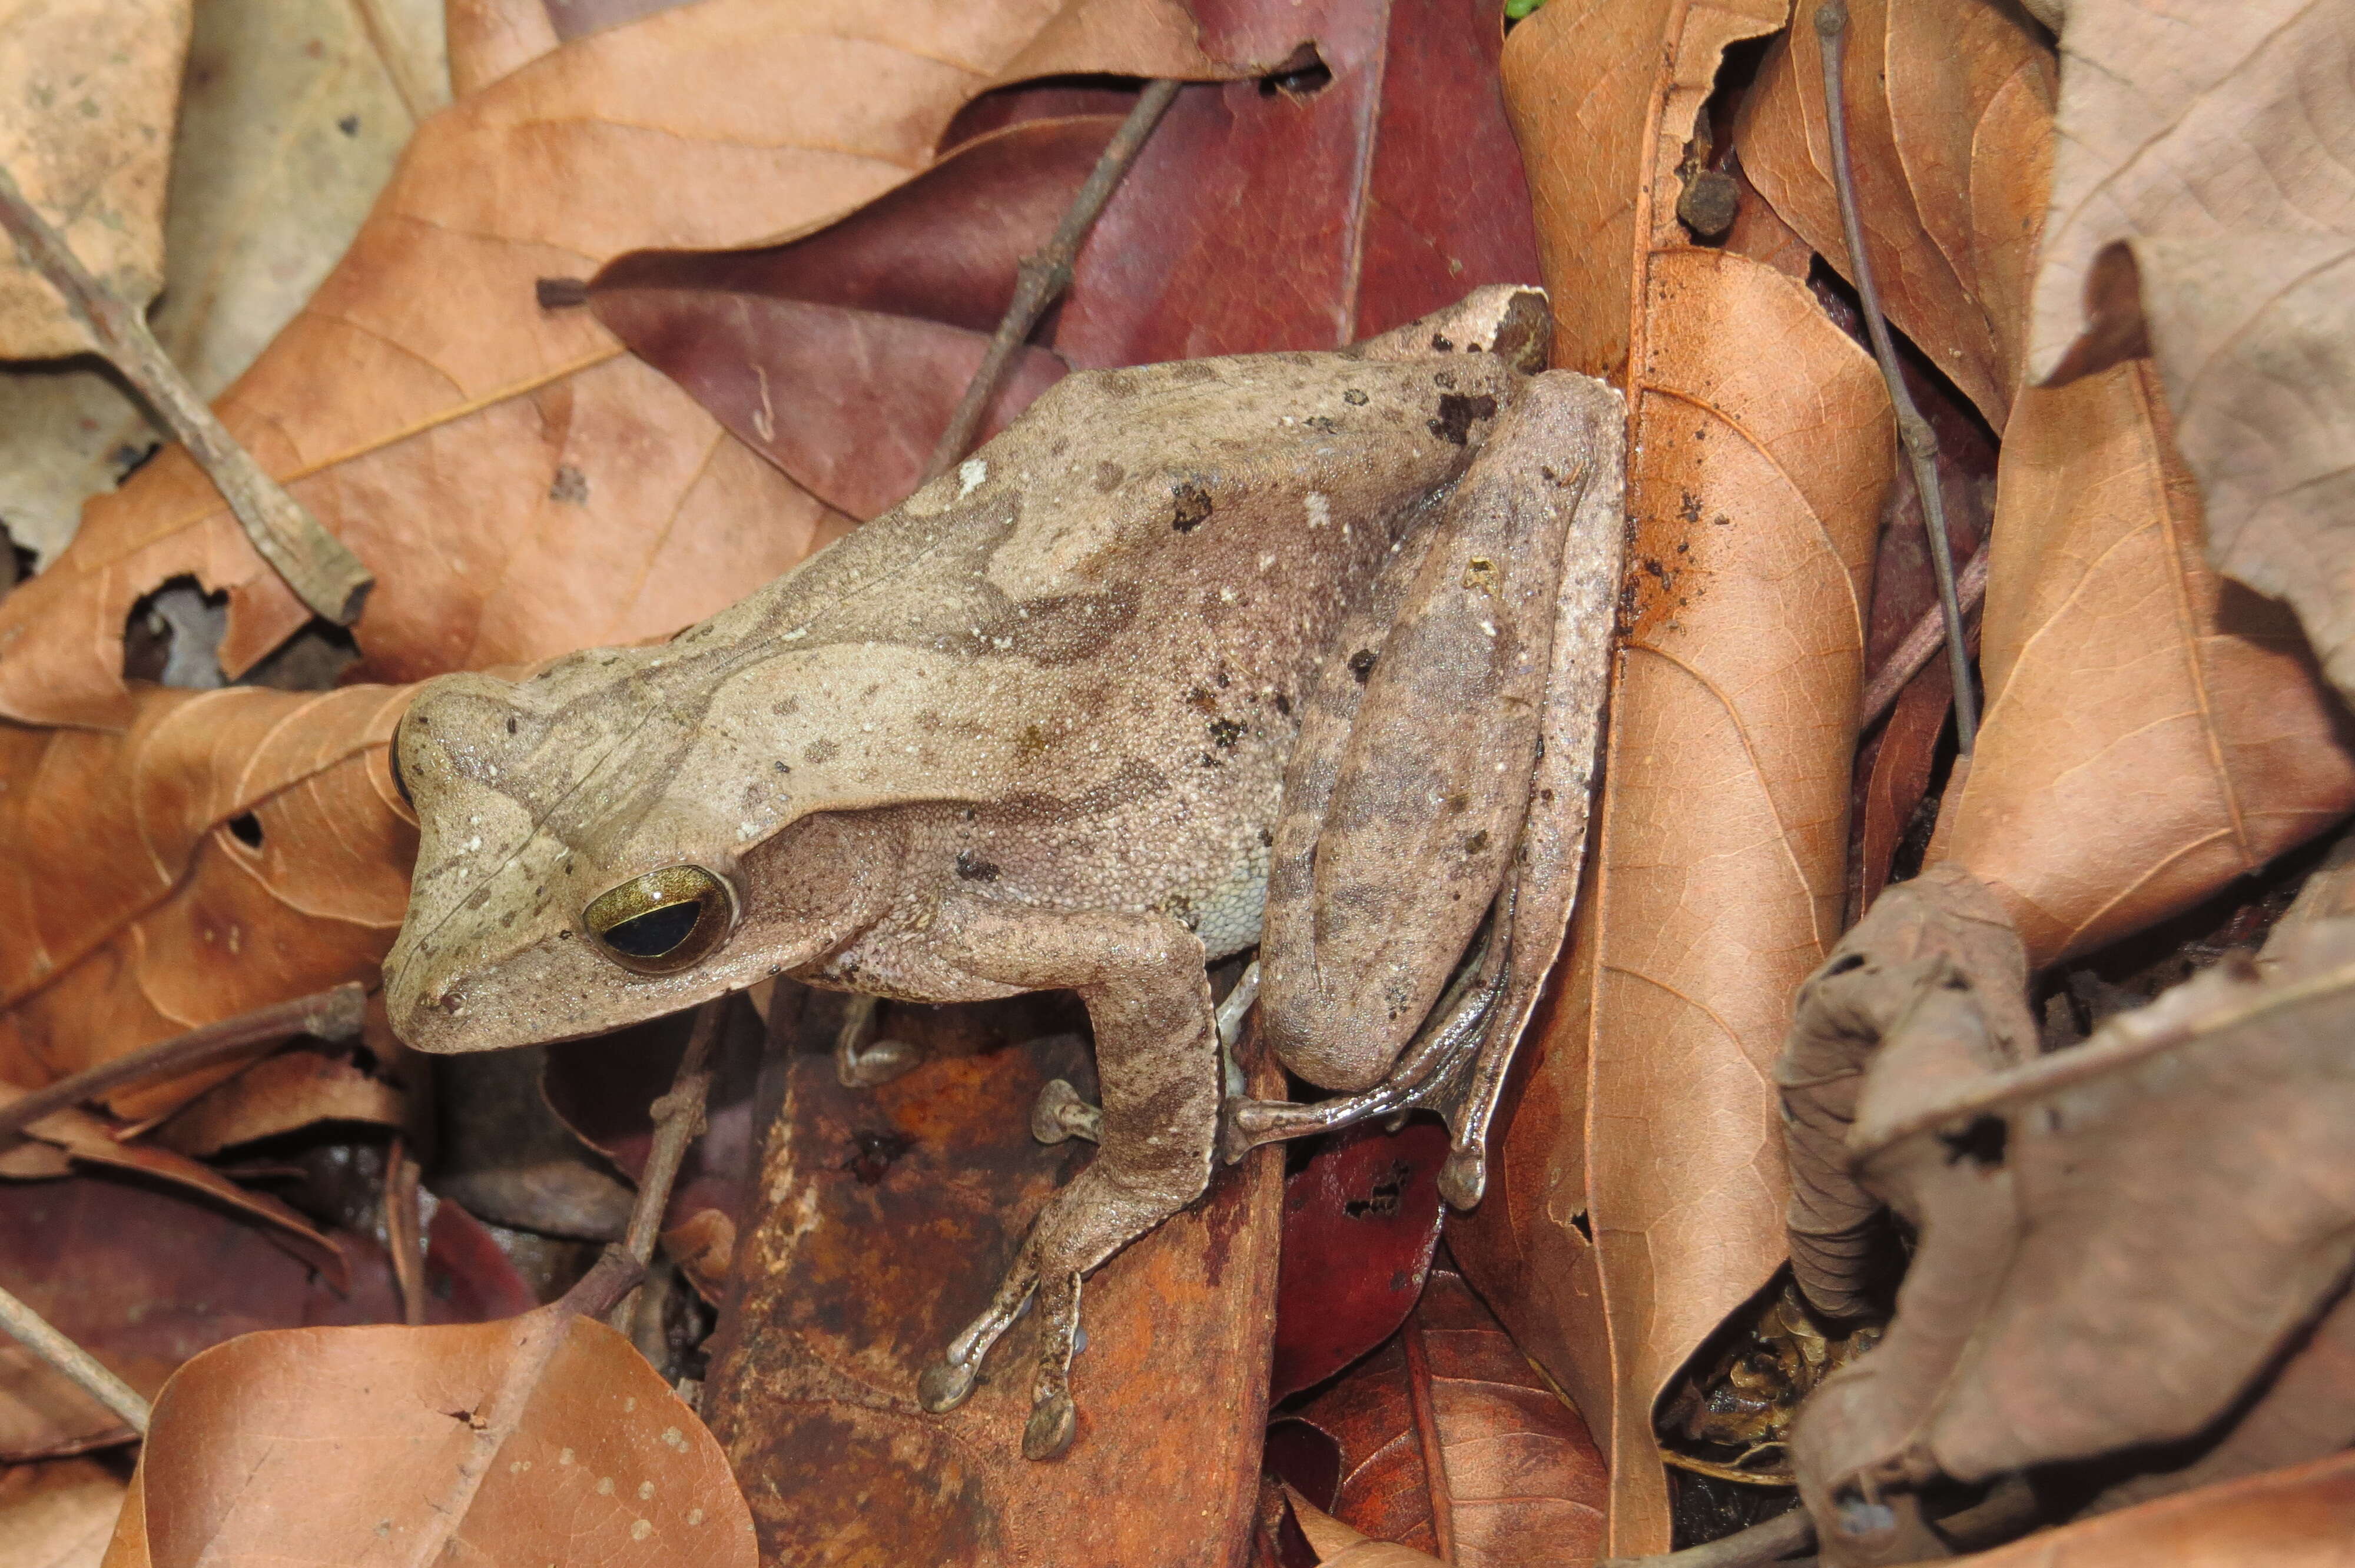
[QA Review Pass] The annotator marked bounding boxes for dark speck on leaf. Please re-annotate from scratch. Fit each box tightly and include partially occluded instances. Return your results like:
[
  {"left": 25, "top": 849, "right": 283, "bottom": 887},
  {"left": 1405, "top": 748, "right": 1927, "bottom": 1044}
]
[
  {"left": 337, "top": 114, "right": 360, "bottom": 137},
  {"left": 844, "top": 1129, "right": 915, "bottom": 1185}
]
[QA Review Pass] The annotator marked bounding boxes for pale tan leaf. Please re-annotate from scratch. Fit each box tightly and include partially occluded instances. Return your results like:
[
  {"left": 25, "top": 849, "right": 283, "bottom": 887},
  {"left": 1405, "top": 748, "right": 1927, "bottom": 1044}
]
[
  {"left": 1936, "top": 361, "right": 2355, "bottom": 964},
  {"left": 0, "top": 1459, "right": 124, "bottom": 1568},
  {"left": 0, "top": 0, "right": 191, "bottom": 358}
]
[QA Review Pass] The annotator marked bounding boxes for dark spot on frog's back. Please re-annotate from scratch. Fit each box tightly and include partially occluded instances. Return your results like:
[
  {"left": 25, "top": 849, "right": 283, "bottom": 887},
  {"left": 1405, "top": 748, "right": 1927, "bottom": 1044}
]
[
  {"left": 804, "top": 737, "right": 838, "bottom": 766},
  {"left": 1208, "top": 717, "right": 1245, "bottom": 750},
  {"left": 1171, "top": 481, "right": 1214, "bottom": 533},
  {"left": 995, "top": 583, "right": 1139, "bottom": 665},
  {"left": 1429, "top": 393, "right": 1500, "bottom": 447},
  {"left": 955, "top": 849, "right": 1000, "bottom": 882},
  {"left": 1092, "top": 460, "right": 1125, "bottom": 493}
]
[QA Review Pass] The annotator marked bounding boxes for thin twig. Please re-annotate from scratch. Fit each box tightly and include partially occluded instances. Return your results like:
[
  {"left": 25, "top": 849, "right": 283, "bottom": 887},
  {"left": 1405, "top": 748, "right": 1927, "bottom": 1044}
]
[
  {"left": 0, "top": 1281, "right": 150, "bottom": 1434},
  {"left": 609, "top": 1000, "right": 726, "bottom": 1337},
  {"left": 1815, "top": 1, "right": 1978, "bottom": 753},
  {"left": 1859, "top": 540, "right": 1990, "bottom": 729},
  {"left": 0, "top": 982, "right": 369, "bottom": 1142},
  {"left": 917, "top": 78, "right": 1183, "bottom": 487},
  {"left": 1598, "top": 1506, "right": 1815, "bottom": 1568},
  {"left": 0, "top": 164, "right": 373, "bottom": 624}
]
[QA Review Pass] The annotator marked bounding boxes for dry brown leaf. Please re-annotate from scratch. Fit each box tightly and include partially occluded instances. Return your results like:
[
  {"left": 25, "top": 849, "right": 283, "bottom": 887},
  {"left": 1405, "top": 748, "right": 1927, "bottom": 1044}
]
[
  {"left": 702, "top": 991, "right": 1282, "bottom": 1566},
  {"left": 1279, "top": 1267, "right": 1607, "bottom": 1568},
  {"left": 1939, "top": 1449, "right": 2355, "bottom": 1568},
  {"left": 1498, "top": 0, "right": 1787, "bottom": 386},
  {"left": 0, "top": 683, "right": 416, "bottom": 1114},
  {"left": 1453, "top": 241, "right": 1891, "bottom": 1551},
  {"left": 1934, "top": 362, "right": 2355, "bottom": 965},
  {"left": 2025, "top": 1, "right": 2355, "bottom": 709},
  {"left": 0, "top": 0, "right": 1221, "bottom": 728},
  {"left": 1288, "top": 1487, "right": 1448, "bottom": 1568},
  {"left": 1788, "top": 885, "right": 2355, "bottom": 1560},
  {"left": 0, "top": 0, "right": 191, "bottom": 358},
  {"left": 149, "top": 1048, "right": 406, "bottom": 1158},
  {"left": 0, "top": 1459, "right": 122, "bottom": 1568},
  {"left": 97, "top": 1267, "right": 754, "bottom": 1567},
  {"left": 1735, "top": 0, "right": 2055, "bottom": 428}
]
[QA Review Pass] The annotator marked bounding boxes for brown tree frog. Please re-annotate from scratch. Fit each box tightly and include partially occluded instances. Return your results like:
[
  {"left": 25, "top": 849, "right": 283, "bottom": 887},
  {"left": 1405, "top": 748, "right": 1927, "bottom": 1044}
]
[{"left": 384, "top": 286, "right": 1624, "bottom": 1460}]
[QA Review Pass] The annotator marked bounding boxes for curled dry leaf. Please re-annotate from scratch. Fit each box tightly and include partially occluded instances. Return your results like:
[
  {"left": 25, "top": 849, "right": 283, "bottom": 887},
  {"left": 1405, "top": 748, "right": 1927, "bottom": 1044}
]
[
  {"left": 1277, "top": 1267, "right": 1607, "bottom": 1568},
  {"left": 1934, "top": 363, "right": 2355, "bottom": 965},
  {"left": 1454, "top": 7, "right": 1892, "bottom": 1537},
  {"left": 1287, "top": 1487, "right": 1448, "bottom": 1568},
  {"left": 2026, "top": 0, "right": 2355, "bottom": 705},
  {"left": 1734, "top": 0, "right": 2055, "bottom": 428},
  {"left": 0, "top": 683, "right": 416, "bottom": 1117},
  {"left": 1789, "top": 881, "right": 2355, "bottom": 1561},
  {"left": 700, "top": 992, "right": 1282, "bottom": 1567},
  {"left": 0, "top": 1457, "right": 123, "bottom": 1568},
  {"left": 0, "top": 0, "right": 190, "bottom": 357},
  {"left": 98, "top": 1270, "right": 753, "bottom": 1567},
  {"left": 0, "top": 1170, "right": 519, "bottom": 1461},
  {"left": 0, "top": 0, "right": 1221, "bottom": 727},
  {"left": 148, "top": 1048, "right": 407, "bottom": 1158}
]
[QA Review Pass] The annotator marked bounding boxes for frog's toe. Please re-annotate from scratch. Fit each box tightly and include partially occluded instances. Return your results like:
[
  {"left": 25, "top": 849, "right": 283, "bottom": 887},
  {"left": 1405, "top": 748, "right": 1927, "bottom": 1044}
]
[
  {"left": 918, "top": 1356, "right": 980, "bottom": 1413},
  {"left": 1022, "top": 1392, "right": 1077, "bottom": 1460},
  {"left": 1030, "top": 1079, "right": 1102, "bottom": 1144}
]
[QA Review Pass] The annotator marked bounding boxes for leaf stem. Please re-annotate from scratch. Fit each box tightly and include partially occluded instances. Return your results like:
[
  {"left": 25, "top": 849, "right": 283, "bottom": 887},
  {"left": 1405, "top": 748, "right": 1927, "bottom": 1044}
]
[
  {"left": 0, "top": 162, "right": 373, "bottom": 624},
  {"left": 1813, "top": 1, "right": 1978, "bottom": 753},
  {"left": 0, "top": 1281, "right": 151, "bottom": 1434},
  {"left": 918, "top": 78, "right": 1183, "bottom": 487},
  {"left": 0, "top": 982, "right": 369, "bottom": 1141}
]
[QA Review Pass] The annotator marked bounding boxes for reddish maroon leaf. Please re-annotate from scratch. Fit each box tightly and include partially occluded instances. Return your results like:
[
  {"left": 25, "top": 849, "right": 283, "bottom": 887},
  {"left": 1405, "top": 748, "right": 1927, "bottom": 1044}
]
[
  {"left": 1272, "top": 1120, "right": 1449, "bottom": 1402},
  {"left": 588, "top": 117, "right": 1102, "bottom": 518},
  {"left": 1277, "top": 1267, "right": 1607, "bottom": 1568},
  {"left": 0, "top": 1171, "right": 528, "bottom": 1460}
]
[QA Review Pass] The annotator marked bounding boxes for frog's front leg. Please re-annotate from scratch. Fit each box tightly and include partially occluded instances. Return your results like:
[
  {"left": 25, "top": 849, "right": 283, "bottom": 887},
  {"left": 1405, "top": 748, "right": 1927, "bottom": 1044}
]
[{"left": 913, "top": 899, "right": 1218, "bottom": 1460}]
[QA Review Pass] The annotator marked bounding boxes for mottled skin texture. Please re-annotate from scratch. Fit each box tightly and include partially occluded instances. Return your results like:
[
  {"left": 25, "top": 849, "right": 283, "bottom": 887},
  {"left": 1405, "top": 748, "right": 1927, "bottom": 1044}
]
[{"left": 385, "top": 288, "right": 1616, "bottom": 1457}]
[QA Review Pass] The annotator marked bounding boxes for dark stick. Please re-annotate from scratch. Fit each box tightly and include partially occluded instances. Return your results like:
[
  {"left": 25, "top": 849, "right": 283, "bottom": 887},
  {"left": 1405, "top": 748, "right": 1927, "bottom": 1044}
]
[
  {"left": 0, "top": 164, "right": 373, "bottom": 624},
  {"left": 1859, "top": 540, "right": 1989, "bottom": 730},
  {"left": 608, "top": 999, "right": 725, "bottom": 1338},
  {"left": 1815, "top": 1, "right": 1979, "bottom": 753},
  {"left": 0, "top": 982, "right": 368, "bottom": 1141},
  {"left": 1598, "top": 1506, "right": 1816, "bottom": 1568},
  {"left": 917, "top": 78, "right": 1183, "bottom": 487}
]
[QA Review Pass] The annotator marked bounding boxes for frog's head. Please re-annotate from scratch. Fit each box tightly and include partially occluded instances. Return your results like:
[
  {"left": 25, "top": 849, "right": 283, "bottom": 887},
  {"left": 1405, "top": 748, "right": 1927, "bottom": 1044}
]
[{"left": 380, "top": 640, "right": 871, "bottom": 1053}]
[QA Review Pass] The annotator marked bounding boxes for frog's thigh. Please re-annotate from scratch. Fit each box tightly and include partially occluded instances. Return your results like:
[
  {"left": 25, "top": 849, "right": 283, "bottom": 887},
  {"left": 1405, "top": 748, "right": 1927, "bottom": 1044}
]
[
  {"left": 933, "top": 899, "right": 1221, "bottom": 1275},
  {"left": 1262, "top": 374, "right": 1597, "bottom": 1092}
]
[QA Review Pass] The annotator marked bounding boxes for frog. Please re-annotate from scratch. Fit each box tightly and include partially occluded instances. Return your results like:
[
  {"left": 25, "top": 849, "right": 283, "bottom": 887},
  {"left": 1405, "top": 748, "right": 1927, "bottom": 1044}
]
[{"left": 383, "top": 284, "right": 1626, "bottom": 1460}]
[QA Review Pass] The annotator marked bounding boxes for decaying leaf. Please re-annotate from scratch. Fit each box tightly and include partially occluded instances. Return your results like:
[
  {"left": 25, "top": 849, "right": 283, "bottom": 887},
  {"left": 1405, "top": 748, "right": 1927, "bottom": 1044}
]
[
  {"left": 1278, "top": 1266, "right": 1607, "bottom": 1568},
  {"left": 1285, "top": 1487, "right": 1445, "bottom": 1568},
  {"left": 1269, "top": 1121, "right": 1448, "bottom": 1404},
  {"left": 1735, "top": 0, "right": 2055, "bottom": 428},
  {"left": 0, "top": 0, "right": 191, "bottom": 358},
  {"left": 701, "top": 991, "right": 1282, "bottom": 1567},
  {"left": 1933, "top": 363, "right": 2355, "bottom": 965},
  {"left": 148, "top": 1048, "right": 407, "bottom": 1158},
  {"left": 1454, "top": 22, "right": 1892, "bottom": 1527},
  {"left": 0, "top": 683, "right": 415, "bottom": 1115},
  {"left": 0, "top": 1170, "right": 518, "bottom": 1461},
  {"left": 0, "top": 0, "right": 446, "bottom": 564},
  {"left": 0, "top": 1457, "right": 122, "bottom": 1568},
  {"left": 0, "top": 0, "right": 1223, "bottom": 727},
  {"left": 98, "top": 1258, "right": 753, "bottom": 1567},
  {"left": 1786, "top": 875, "right": 2355, "bottom": 1561},
  {"left": 2024, "top": 0, "right": 2355, "bottom": 710}
]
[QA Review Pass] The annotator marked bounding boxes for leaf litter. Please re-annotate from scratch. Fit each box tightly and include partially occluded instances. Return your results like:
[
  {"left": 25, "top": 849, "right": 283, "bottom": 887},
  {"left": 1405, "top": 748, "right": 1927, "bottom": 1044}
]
[{"left": 5, "top": 1, "right": 2355, "bottom": 1564}]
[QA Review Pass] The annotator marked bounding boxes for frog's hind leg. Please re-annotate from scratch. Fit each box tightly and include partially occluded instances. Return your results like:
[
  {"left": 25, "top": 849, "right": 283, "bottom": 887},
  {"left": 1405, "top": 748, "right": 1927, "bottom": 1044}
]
[
  {"left": 918, "top": 901, "right": 1220, "bottom": 1460},
  {"left": 1242, "top": 370, "right": 1625, "bottom": 1207}
]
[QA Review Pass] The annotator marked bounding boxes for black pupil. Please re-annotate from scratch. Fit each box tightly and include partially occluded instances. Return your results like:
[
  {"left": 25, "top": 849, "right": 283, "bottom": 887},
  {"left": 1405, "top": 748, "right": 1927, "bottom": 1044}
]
[{"left": 601, "top": 899, "right": 702, "bottom": 959}]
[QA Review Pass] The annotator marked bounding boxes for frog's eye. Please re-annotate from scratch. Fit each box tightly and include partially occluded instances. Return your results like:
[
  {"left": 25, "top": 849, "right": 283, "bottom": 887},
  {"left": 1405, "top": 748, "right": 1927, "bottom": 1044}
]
[{"left": 582, "top": 865, "right": 736, "bottom": 975}]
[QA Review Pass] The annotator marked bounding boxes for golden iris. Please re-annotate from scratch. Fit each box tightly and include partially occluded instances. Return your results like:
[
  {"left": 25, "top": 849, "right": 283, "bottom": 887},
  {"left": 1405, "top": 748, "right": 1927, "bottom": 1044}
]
[{"left": 582, "top": 864, "right": 735, "bottom": 975}]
